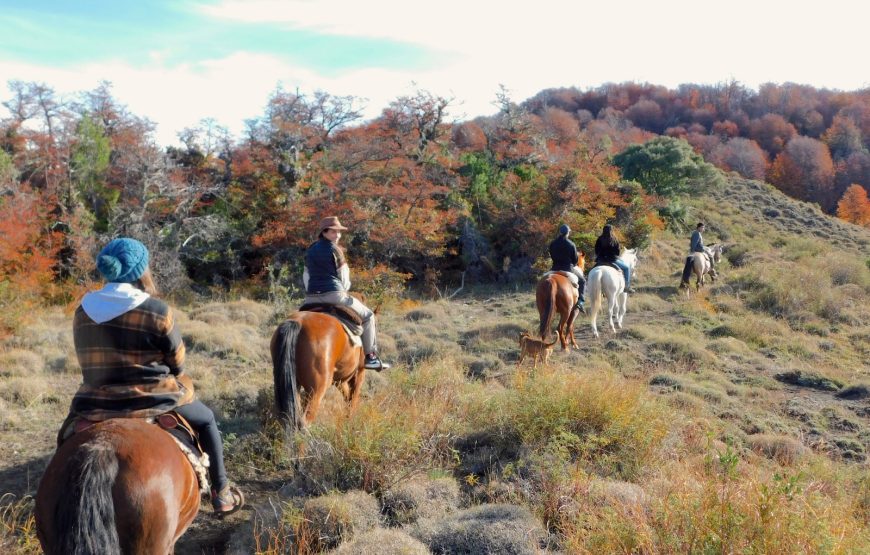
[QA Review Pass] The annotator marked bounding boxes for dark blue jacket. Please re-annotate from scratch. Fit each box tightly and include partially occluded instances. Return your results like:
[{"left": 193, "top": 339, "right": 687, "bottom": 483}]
[
  {"left": 549, "top": 235, "right": 579, "bottom": 272},
  {"left": 305, "top": 239, "right": 346, "bottom": 294},
  {"left": 690, "top": 230, "right": 705, "bottom": 253}
]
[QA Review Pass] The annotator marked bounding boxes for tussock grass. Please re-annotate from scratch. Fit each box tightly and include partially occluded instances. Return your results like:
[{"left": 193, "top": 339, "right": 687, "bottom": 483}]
[
  {"left": 560, "top": 442, "right": 870, "bottom": 554},
  {"left": 381, "top": 475, "right": 461, "bottom": 525},
  {"left": 331, "top": 528, "right": 430, "bottom": 554},
  {"left": 410, "top": 503, "right": 546, "bottom": 555},
  {"left": 468, "top": 370, "right": 668, "bottom": 480},
  {"left": 0, "top": 350, "right": 43, "bottom": 377},
  {"left": 292, "top": 356, "right": 467, "bottom": 493},
  {"left": 0, "top": 494, "right": 38, "bottom": 555},
  {"left": 747, "top": 434, "right": 810, "bottom": 465},
  {"left": 179, "top": 317, "right": 268, "bottom": 361},
  {"left": 0, "top": 376, "right": 51, "bottom": 407},
  {"left": 298, "top": 490, "right": 381, "bottom": 551},
  {"left": 187, "top": 299, "right": 274, "bottom": 328}
]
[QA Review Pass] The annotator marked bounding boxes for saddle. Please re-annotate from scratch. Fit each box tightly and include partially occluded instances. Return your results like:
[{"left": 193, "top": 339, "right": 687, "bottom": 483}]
[
  {"left": 542, "top": 270, "right": 579, "bottom": 287},
  {"left": 57, "top": 411, "right": 211, "bottom": 492},
  {"left": 299, "top": 303, "right": 364, "bottom": 337},
  {"left": 593, "top": 261, "right": 622, "bottom": 272}
]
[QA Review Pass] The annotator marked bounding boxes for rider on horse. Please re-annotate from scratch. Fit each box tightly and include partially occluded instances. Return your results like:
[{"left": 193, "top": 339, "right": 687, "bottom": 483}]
[
  {"left": 681, "top": 222, "right": 716, "bottom": 284},
  {"left": 549, "top": 223, "right": 586, "bottom": 313},
  {"left": 303, "top": 216, "right": 391, "bottom": 371},
  {"left": 67, "top": 238, "right": 243, "bottom": 516},
  {"left": 594, "top": 224, "right": 633, "bottom": 293}
]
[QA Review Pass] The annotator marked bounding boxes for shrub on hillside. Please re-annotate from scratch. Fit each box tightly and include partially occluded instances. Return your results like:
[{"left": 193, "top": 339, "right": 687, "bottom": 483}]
[
  {"left": 299, "top": 491, "right": 381, "bottom": 551},
  {"left": 381, "top": 475, "right": 461, "bottom": 525},
  {"left": 293, "top": 357, "right": 465, "bottom": 492},
  {"left": 410, "top": 503, "right": 546, "bottom": 555},
  {"left": 330, "top": 529, "right": 430, "bottom": 554},
  {"left": 467, "top": 372, "right": 667, "bottom": 480},
  {"left": 747, "top": 434, "right": 810, "bottom": 465}
]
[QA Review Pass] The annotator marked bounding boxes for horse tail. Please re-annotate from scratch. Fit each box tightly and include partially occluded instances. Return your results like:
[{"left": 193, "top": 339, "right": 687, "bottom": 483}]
[
  {"left": 587, "top": 268, "right": 603, "bottom": 315},
  {"left": 273, "top": 319, "right": 302, "bottom": 431},
  {"left": 539, "top": 278, "right": 557, "bottom": 340},
  {"left": 680, "top": 256, "right": 694, "bottom": 286},
  {"left": 54, "top": 442, "right": 121, "bottom": 555}
]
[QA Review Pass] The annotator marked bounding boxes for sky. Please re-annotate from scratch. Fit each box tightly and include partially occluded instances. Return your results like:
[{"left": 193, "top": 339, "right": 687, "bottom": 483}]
[{"left": 1, "top": 0, "right": 867, "bottom": 146}]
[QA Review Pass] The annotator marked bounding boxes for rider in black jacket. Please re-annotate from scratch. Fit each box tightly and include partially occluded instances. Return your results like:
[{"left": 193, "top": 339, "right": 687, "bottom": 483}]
[
  {"left": 594, "top": 224, "right": 633, "bottom": 293},
  {"left": 549, "top": 224, "right": 586, "bottom": 312}
]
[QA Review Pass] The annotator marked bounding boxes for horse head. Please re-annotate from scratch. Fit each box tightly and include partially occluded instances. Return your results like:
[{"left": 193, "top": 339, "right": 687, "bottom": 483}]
[
  {"left": 708, "top": 243, "right": 725, "bottom": 263},
  {"left": 620, "top": 248, "right": 639, "bottom": 272}
]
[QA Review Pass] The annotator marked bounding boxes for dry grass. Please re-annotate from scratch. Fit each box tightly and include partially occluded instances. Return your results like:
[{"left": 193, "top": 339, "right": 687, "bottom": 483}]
[
  {"left": 331, "top": 528, "right": 430, "bottom": 554},
  {"left": 2, "top": 175, "right": 870, "bottom": 554},
  {"left": 0, "top": 495, "right": 39, "bottom": 555}
]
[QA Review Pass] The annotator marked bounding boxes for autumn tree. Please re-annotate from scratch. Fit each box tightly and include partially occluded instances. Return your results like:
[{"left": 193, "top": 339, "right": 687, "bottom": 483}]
[
  {"left": 822, "top": 115, "right": 866, "bottom": 160},
  {"left": 836, "top": 184, "right": 870, "bottom": 226},
  {"left": 768, "top": 136, "right": 836, "bottom": 209},
  {"left": 748, "top": 113, "right": 797, "bottom": 157},
  {"left": 708, "top": 137, "right": 768, "bottom": 180}
]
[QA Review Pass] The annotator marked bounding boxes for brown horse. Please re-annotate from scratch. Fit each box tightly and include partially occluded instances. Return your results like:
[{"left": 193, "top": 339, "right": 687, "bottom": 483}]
[
  {"left": 536, "top": 253, "right": 586, "bottom": 351},
  {"left": 271, "top": 311, "right": 366, "bottom": 430},
  {"left": 35, "top": 419, "right": 200, "bottom": 555}
]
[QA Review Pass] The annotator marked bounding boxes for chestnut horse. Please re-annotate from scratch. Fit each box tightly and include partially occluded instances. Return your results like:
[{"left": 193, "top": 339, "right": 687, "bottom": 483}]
[
  {"left": 536, "top": 252, "right": 586, "bottom": 351},
  {"left": 35, "top": 419, "right": 199, "bottom": 555},
  {"left": 271, "top": 311, "right": 366, "bottom": 430}
]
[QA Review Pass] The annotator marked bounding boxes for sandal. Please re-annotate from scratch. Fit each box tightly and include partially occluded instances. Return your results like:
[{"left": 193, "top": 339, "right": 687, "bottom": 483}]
[{"left": 211, "top": 484, "right": 245, "bottom": 517}]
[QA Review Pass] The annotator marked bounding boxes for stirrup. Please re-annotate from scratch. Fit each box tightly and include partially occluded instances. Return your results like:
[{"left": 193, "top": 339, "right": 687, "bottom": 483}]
[{"left": 212, "top": 484, "right": 244, "bottom": 517}]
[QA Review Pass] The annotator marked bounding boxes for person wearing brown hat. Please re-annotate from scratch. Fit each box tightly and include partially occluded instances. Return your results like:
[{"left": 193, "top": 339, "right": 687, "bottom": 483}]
[{"left": 302, "top": 217, "right": 391, "bottom": 371}]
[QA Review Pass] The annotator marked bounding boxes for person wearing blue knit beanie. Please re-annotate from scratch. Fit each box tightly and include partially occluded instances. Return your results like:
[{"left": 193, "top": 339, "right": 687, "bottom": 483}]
[
  {"left": 96, "top": 237, "right": 150, "bottom": 283},
  {"left": 65, "top": 237, "right": 244, "bottom": 515}
]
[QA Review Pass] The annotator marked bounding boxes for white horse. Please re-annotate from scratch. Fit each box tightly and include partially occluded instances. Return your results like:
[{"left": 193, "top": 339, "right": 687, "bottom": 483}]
[
  {"left": 586, "top": 249, "right": 639, "bottom": 338},
  {"left": 679, "top": 243, "right": 725, "bottom": 294}
]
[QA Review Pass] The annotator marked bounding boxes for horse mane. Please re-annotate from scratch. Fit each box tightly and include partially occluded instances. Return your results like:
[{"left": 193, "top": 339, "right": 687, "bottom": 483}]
[{"left": 54, "top": 441, "right": 120, "bottom": 555}]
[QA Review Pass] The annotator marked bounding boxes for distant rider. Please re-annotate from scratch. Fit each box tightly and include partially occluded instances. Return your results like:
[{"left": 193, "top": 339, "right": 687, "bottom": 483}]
[
  {"left": 549, "top": 224, "right": 586, "bottom": 313},
  {"left": 594, "top": 224, "right": 633, "bottom": 293},
  {"left": 681, "top": 222, "right": 714, "bottom": 284}
]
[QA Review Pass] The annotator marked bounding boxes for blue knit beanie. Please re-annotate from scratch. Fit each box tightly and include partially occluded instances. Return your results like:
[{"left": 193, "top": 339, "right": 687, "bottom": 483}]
[
  {"left": 96, "top": 238, "right": 149, "bottom": 283},
  {"left": 559, "top": 224, "right": 571, "bottom": 235}
]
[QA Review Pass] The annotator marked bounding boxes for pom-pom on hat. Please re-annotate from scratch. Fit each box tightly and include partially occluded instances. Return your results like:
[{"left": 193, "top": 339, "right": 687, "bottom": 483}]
[{"left": 96, "top": 238, "right": 149, "bottom": 283}]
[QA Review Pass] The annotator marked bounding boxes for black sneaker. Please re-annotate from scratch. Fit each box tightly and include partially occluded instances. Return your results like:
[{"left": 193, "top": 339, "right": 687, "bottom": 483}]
[
  {"left": 575, "top": 301, "right": 586, "bottom": 314},
  {"left": 364, "top": 354, "right": 391, "bottom": 371}
]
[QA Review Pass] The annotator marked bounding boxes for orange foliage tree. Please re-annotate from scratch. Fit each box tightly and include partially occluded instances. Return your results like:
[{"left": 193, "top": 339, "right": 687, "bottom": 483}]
[
  {"left": 836, "top": 184, "right": 870, "bottom": 226},
  {"left": 768, "top": 137, "right": 835, "bottom": 209},
  {"left": 0, "top": 189, "right": 62, "bottom": 334}
]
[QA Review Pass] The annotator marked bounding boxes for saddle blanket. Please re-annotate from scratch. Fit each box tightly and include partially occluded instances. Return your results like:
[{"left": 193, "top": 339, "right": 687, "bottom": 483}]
[
  {"left": 298, "top": 303, "right": 364, "bottom": 346},
  {"left": 541, "top": 270, "right": 579, "bottom": 287}
]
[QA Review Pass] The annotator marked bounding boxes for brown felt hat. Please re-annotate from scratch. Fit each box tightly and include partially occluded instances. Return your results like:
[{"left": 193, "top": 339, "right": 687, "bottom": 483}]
[{"left": 318, "top": 216, "right": 348, "bottom": 232}]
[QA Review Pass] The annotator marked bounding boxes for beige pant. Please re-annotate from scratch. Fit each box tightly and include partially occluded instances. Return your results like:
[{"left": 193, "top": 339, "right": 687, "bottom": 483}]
[{"left": 303, "top": 291, "right": 377, "bottom": 354}]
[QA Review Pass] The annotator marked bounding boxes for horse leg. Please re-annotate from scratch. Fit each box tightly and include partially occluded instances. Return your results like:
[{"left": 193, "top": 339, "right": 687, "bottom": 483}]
[
  {"left": 617, "top": 292, "right": 628, "bottom": 328},
  {"left": 565, "top": 291, "right": 579, "bottom": 348},
  {"left": 344, "top": 368, "right": 366, "bottom": 414},
  {"left": 607, "top": 293, "right": 618, "bottom": 333},
  {"left": 557, "top": 313, "right": 569, "bottom": 352}
]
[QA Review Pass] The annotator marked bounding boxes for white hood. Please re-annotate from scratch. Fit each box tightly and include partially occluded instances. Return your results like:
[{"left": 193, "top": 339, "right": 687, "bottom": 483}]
[{"left": 81, "top": 283, "right": 151, "bottom": 324}]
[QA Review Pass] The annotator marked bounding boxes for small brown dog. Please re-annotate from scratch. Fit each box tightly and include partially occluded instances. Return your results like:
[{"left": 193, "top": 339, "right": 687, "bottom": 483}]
[{"left": 517, "top": 331, "right": 558, "bottom": 369}]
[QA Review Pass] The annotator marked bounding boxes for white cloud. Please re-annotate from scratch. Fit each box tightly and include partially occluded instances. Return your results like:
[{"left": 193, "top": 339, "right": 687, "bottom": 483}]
[{"left": 2, "top": 1, "right": 867, "bottom": 145}]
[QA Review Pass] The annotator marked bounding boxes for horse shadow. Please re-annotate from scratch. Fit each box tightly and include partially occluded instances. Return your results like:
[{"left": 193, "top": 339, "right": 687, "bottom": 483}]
[
  {"left": 0, "top": 454, "right": 51, "bottom": 498},
  {"left": 637, "top": 284, "right": 680, "bottom": 300}
]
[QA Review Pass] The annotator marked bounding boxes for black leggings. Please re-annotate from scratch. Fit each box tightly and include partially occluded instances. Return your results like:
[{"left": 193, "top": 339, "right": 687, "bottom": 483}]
[{"left": 175, "top": 400, "right": 227, "bottom": 493}]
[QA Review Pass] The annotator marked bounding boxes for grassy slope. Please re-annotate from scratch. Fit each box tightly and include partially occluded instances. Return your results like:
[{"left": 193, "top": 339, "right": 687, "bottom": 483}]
[{"left": 1, "top": 175, "right": 868, "bottom": 553}]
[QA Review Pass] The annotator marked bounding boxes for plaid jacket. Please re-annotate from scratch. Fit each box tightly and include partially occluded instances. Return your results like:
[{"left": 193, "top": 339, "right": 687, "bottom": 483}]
[{"left": 71, "top": 296, "right": 195, "bottom": 420}]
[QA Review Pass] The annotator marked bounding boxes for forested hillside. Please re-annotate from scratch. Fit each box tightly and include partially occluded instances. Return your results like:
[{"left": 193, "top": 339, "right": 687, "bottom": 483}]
[{"left": 1, "top": 80, "right": 869, "bottom": 336}]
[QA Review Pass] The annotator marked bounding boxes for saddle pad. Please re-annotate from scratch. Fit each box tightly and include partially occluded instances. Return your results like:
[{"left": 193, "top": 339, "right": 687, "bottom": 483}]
[
  {"left": 299, "top": 303, "right": 364, "bottom": 335},
  {"left": 542, "top": 270, "right": 579, "bottom": 286},
  {"left": 592, "top": 261, "right": 622, "bottom": 272}
]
